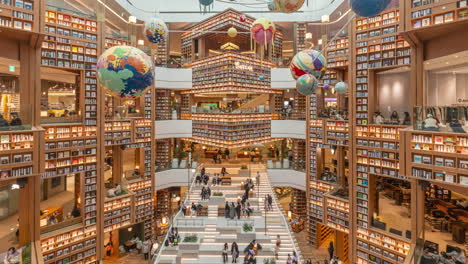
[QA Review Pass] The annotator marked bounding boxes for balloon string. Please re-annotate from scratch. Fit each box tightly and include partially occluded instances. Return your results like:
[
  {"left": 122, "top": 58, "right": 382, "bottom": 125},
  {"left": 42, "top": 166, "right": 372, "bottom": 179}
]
[{"left": 310, "top": 13, "right": 356, "bottom": 72}]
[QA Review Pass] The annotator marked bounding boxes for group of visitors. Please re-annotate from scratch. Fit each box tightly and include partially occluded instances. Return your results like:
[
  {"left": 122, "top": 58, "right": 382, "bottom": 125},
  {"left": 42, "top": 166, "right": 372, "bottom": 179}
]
[
  {"left": 242, "top": 239, "right": 262, "bottom": 263},
  {"left": 107, "top": 235, "right": 154, "bottom": 260},
  {"left": 263, "top": 194, "right": 273, "bottom": 211},
  {"left": 213, "top": 148, "right": 230, "bottom": 163},
  {"left": 190, "top": 202, "right": 204, "bottom": 217},
  {"left": 222, "top": 242, "right": 239, "bottom": 263},
  {"left": 421, "top": 246, "right": 466, "bottom": 264},
  {"left": 286, "top": 251, "right": 299, "bottom": 264},
  {"left": 200, "top": 186, "right": 211, "bottom": 200},
  {"left": 0, "top": 113, "right": 22, "bottom": 130},
  {"left": 167, "top": 227, "right": 180, "bottom": 247},
  {"left": 195, "top": 169, "right": 210, "bottom": 185},
  {"left": 244, "top": 177, "right": 255, "bottom": 199},
  {"left": 223, "top": 239, "right": 264, "bottom": 263}
]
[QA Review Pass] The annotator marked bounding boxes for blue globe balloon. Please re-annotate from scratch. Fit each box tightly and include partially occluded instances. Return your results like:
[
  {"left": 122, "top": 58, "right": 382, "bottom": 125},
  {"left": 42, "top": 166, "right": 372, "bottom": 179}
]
[
  {"left": 259, "top": 75, "right": 265, "bottom": 81},
  {"left": 296, "top": 74, "right": 318, "bottom": 96},
  {"left": 350, "top": 0, "right": 391, "bottom": 17},
  {"left": 323, "top": 83, "right": 330, "bottom": 90},
  {"left": 334, "top": 82, "right": 348, "bottom": 94},
  {"left": 199, "top": 0, "right": 213, "bottom": 5}
]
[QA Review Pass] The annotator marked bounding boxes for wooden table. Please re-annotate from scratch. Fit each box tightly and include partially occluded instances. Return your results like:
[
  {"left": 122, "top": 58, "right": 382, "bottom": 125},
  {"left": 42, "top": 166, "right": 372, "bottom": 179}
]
[{"left": 40, "top": 206, "right": 63, "bottom": 226}]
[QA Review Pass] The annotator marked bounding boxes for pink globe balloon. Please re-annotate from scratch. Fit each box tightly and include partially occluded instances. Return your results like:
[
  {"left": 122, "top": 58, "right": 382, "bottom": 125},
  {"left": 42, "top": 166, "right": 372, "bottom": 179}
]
[{"left": 253, "top": 29, "right": 273, "bottom": 45}]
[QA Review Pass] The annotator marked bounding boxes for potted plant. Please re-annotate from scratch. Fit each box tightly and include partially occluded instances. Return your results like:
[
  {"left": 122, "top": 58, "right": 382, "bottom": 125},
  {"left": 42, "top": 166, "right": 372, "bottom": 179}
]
[
  {"left": 182, "top": 234, "right": 198, "bottom": 243},
  {"left": 242, "top": 223, "right": 254, "bottom": 233},
  {"left": 239, "top": 164, "right": 249, "bottom": 177},
  {"left": 263, "top": 258, "right": 277, "bottom": 264}
]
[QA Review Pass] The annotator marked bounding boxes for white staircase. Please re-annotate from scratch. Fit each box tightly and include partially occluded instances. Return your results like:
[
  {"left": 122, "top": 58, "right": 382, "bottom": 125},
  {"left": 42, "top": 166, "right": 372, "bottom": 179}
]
[{"left": 154, "top": 165, "right": 302, "bottom": 264}]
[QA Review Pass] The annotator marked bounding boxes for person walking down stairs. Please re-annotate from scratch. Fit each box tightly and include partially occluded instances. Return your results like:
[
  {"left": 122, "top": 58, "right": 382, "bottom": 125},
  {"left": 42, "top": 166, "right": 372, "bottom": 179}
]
[
  {"left": 231, "top": 242, "right": 239, "bottom": 263},
  {"left": 222, "top": 243, "right": 229, "bottom": 264}
]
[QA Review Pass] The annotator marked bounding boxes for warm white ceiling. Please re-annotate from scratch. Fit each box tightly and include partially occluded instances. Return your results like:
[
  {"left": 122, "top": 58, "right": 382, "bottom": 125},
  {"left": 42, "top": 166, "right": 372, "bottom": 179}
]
[{"left": 115, "top": 0, "right": 344, "bottom": 23}]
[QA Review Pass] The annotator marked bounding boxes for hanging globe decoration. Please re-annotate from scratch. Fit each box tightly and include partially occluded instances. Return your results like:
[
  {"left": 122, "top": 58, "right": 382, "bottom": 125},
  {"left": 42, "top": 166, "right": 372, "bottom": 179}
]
[
  {"left": 259, "top": 75, "right": 265, "bottom": 81},
  {"left": 290, "top": 49, "right": 327, "bottom": 80},
  {"left": 251, "top": 17, "right": 276, "bottom": 60},
  {"left": 334, "top": 81, "right": 348, "bottom": 94},
  {"left": 323, "top": 83, "right": 330, "bottom": 90},
  {"left": 268, "top": 0, "right": 305, "bottom": 13},
  {"left": 144, "top": 17, "right": 168, "bottom": 44},
  {"left": 267, "top": 0, "right": 278, "bottom": 11},
  {"left": 240, "top": 14, "right": 247, "bottom": 22},
  {"left": 251, "top": 18, "right": 276, "bottom": 45},
  {"left": 296, "top": 74, "right": 318, "bottom": 96},
  {"left": 97, "top": 46, "right": 154, "bottom": 98},
  {"left": 227, "top": 27, "right": 238, "bottom": 38},
  {"left": 350, "top": 0, "right": 391, "bottom": 17},
  {"left": 199, "top": 0, "right": 214, "bottom": 14}
]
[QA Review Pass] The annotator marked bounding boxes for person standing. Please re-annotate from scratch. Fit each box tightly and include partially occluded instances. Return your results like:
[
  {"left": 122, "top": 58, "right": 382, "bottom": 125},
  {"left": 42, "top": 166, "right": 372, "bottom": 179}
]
[
  {"left": 328, "top": 241, "right": 334, "bottom": 261},
  {"left": 231, "top": 242, "right": 239, "bottom": 263},
  {"left": 286, "top": 253, "right": 292, "bottom": 264},
  {"left": 267, "top": 194, "right": 273, "bottom": 210},
  {"left": 255, "top": 172, "right": 260, "bottom": 186},
  {"left": 229, "top": 202, "right": 236, "bottom": 219},
  {"left": 225, "top": 148, "right": 230, "bottom": 160},
  {"left": 222, "top": 243, "right": 229, "bottom": 263},
  {"left": 236, "top": 202, "right": 241, "bottom": 220},
  {"left": 191, "top": 202, "right": 197, "bottom": 217},
  {"left": 246, "top": 202, "right": 252, "bottom": 218},
  {"left": 275, "top": 235, "right": 281, "bottom": 259},
  {"left": 142, "top": 238, "right": 151, "bottom": 260},
  {"left": 225, "top": 202, "right": 230, "bottom": 218},
  {"left": 292, "top": 251, "right": 298, "bottom": 264},
  {"left": 105, "top": 242, "right": 113, "bottom": 257}
]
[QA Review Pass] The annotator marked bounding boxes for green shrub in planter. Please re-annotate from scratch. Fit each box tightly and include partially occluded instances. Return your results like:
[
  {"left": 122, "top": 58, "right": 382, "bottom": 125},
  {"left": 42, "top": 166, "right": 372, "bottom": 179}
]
[
  {"left": 263, "top": 258, "right": 276, "bottom": 264},
  {"left": 213, "top": 192, "right": 223, "bottom": 196},
  {"left": 183, "top": 234, "right": 198, "bottom": 243},
  {"left": 21, "top": 243, "right": 31, "bottom": 264},
  {"left": 243, "top": 223, "right": 253, "bottom": 232}
]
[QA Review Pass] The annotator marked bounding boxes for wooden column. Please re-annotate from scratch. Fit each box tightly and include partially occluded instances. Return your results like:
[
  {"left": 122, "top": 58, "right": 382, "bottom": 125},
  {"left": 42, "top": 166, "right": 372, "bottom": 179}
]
[
  {"left": 336, "top": 146, "right": 346, "bottom": 187},
  {"left": 112, "top": 145, "right": 123, "bottom": 184}
]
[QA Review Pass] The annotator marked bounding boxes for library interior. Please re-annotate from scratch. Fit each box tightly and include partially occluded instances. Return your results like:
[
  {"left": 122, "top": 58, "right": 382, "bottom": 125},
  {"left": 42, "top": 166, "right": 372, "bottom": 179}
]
[{"left": 0, "top": 0, "right": 467, "bottom": 264}]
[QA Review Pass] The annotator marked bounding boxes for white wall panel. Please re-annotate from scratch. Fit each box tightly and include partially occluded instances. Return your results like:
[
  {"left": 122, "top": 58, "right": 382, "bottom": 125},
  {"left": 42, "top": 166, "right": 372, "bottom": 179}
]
[
  {"left": 154, "top": 67, "right": 192, "bottom": 89},
  {"left": 155, "top": 120, "right": 192, "bottom": 139},
  {"left": 271, "top": 120, "right": 306, "bottom": 139},
  {"left": 271, "top": 68, "right": 296, "bottom": 89},
  {"left": 267, "top": 169, "right": 306, "bottom": 191}
]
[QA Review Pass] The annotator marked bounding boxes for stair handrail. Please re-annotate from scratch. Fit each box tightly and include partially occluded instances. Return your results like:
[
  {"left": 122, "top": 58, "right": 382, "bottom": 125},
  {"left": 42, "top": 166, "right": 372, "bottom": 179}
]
[
  {"left": 262, "top": 171, "right": 304, "bottom": 264},
  {"left": 152, "top": 164, "right": 201, "bottom": 264}
]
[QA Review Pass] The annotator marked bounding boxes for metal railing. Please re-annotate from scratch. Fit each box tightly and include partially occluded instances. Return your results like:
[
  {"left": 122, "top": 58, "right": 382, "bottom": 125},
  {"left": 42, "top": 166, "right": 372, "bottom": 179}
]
[
  {"left": 152, "top": 164, "right": 201, "bottom": 264},
  {"left": 176, "top": 218, "right": 205, "bottom": 227},
  {"left": 262, "top": 172, "right": 304, "bottom": 263},
  {"left": 226, "top": 219, "right": 255, "bottom": 227}
]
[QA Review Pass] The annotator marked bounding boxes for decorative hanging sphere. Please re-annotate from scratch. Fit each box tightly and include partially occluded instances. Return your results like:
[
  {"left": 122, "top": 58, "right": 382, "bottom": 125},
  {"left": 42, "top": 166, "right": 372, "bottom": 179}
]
[
  {"left": 199, "top": 0, "right": 214, "bottom": 14},
  {"left": 290, "top": 49, "right": 327, "bottom": 80},
  {"left": 251, "top": 18, "right": 276, "bottom": 45},
  {"left": 144, "top": 17, "right": 168, "bottom": 44},
  {"left": 350, "top": 0, "right": 391, "bottom": 17},
  {"left": 334, "top": 81, "right": 348, "bottom": 94},
  {"left": 97, "top": 46, "right": 154, "bottom": 98},
  {"left": 268, "top": 0, "right": 305, "bottom": 13},
  {"left": 323, "top": 83, "right": 330, "bottom": 90},
  {"left": 296, "top": 74, "right": 318, "bottom": 96},
  {"left": 240, "top": 14, "right": 247, "bottom": 22},
  {"left": 259, "top": 75, "right": 265, "bottom": 81},
  {"left": 227, "top": 27, "right": 238, "bottom": 38},
  {"left": 267, "top": 0, "right": 278, "bottom": 11}
]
